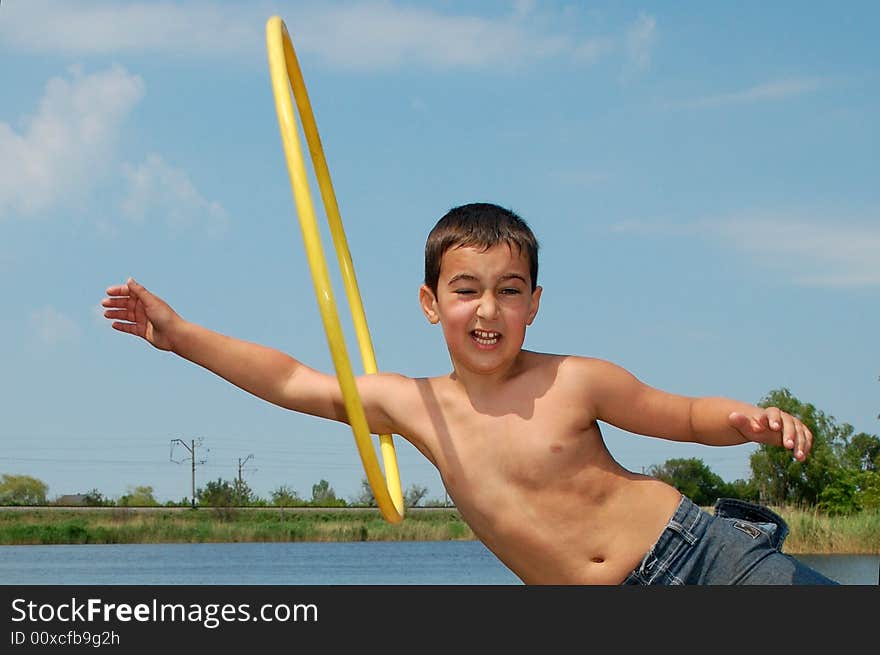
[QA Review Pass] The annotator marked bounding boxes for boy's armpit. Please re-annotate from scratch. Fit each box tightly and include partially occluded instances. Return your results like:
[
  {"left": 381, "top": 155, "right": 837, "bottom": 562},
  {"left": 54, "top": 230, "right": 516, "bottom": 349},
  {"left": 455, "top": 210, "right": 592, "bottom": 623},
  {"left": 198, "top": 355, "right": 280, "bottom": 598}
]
[{"left": 355, "top": 372, "right": 424, "bottom": 440}]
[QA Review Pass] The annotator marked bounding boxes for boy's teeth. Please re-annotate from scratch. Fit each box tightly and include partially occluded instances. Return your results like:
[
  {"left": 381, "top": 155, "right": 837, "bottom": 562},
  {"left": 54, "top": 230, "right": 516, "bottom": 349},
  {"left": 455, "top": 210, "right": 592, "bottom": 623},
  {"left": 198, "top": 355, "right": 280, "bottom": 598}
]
[{"left": 473, "top": 330, "right": 500, "bottom": 344}]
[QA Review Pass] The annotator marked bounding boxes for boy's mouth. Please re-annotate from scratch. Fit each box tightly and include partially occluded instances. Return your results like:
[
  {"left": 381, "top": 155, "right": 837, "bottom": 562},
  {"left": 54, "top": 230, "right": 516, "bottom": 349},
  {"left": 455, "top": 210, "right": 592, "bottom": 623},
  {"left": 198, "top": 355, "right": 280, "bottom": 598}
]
[{"left": 471, "top": 329, "right": 501, "bottom": 348}]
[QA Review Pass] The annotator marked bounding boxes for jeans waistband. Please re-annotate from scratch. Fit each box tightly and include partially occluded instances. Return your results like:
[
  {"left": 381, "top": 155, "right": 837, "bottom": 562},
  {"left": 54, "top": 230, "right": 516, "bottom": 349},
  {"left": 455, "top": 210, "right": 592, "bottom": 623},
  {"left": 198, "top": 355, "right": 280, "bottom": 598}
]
[
  {"left": 654, "top": 494, "right": 708, "bottom": 548},
  {"left": 713, "top": 497, "right": 789, "bottom": 549},
  {"left": 624, "top": 494, "right": 710, "bottom": 584}
]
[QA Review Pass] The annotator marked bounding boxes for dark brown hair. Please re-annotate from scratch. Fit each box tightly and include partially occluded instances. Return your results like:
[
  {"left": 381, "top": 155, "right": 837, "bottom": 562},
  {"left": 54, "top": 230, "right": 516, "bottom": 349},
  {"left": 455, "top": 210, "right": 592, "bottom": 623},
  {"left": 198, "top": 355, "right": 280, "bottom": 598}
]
[{"left": 424, "top": 203, "right": 539, "bottom": 295}]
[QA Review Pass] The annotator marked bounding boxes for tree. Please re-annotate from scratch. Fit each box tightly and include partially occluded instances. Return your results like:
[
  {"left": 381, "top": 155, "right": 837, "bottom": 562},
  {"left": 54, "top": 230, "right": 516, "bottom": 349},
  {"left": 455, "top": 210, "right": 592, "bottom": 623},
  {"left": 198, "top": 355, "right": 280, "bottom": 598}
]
[
  {"left": 751, "top": 388, "right": 841, "bottom": 506},
  {"left": 647, "top": 458, "right": 730, "bottom": 506},
  {"left": 404, "top": 484, "right": 429, "bottom": 508},
  {"left": 350, "top": 478, "right": 377, "bottom": 507},
  {"left": 118, "top": 485, "right": 159, "bottom": 507},
  {"left": 271, "top": 485, "right": 301, "bottom": 507},
  {"left": 752, "top": 388, "right": 880, "bottom": 513},
  {"left": 232, "top": 478, "right": 255, "bottom": 506},
  {"left": 350, "top": 478, "right": 430, "bottom": 508},
  {"left": 82, "top": 488, "right": 110, "bottom": 506},
  {"left": 310, "top": 479, "right": 346, "bottom": 506},
  {"left": 0, "top": 473, "right": 48, "bottom": 505},
  {"left": 723, "top": 478, "right": 759, "bottom": 502},
  {"left": 857, "top": 471, "right": 880, "bottom": 510},
  {"left": 197, "top": 478, "right": 235, "bottom": 507},
  {"left": 841, "top": 433, "right": 880, "bottom": 472},
  {"left": 817, "top": 469, "right": 862, "bottom": 515}
]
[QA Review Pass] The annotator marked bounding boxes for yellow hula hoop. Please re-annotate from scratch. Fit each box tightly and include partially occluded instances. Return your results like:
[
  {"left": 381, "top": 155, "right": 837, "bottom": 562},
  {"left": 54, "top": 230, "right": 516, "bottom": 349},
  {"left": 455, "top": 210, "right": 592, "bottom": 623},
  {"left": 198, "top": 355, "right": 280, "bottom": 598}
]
[{"left": 265, "top": 16, "right": 405, "bottom": 523}]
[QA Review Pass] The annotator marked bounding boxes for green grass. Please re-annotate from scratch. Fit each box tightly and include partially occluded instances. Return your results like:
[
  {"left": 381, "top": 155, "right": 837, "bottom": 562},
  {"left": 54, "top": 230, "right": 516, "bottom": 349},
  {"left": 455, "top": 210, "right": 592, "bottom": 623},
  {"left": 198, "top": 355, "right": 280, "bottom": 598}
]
[
  {"left": 772, "top": 505, "right": 880, "bottom": 554},
  {"left": 0, "top": 508, "right": 475, "bottom": 545},
  {"left": 1, "top": 506, "right": 876, "bottom": 553}
]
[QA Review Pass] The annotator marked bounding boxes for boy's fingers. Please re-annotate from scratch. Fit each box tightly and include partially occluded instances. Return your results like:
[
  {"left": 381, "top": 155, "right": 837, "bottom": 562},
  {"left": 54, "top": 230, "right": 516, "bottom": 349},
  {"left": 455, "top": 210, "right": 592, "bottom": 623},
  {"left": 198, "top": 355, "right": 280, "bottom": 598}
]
[
  {"left": 127, "top": 278, "right": 157, "bottom": 305},
  {"left": 794, "top": 426, "right": 806, "bottom": 460},
  {"left": 780, "top": 414, "right": 796, "bottom": 449},
  {"left": 729, "top": 412, "right": 761, "bottom": 434},
  {"left": 801, "top": 428, "right": 813, "bottom": 458},
  {"left": 105, "top": 284, "right": 130, "bottom": 296},
  {"left": 770, "top": 409, "right": 784, "bottom": 432},
  {"left": 103, "top": 308, "right": 132, "bottom": 321},
  {"left": 795, "top": 423, "right": 812, "bottom": 460},
  {"left": 110, "top": 321, "right": 137, "bottom": 335},
  {"left": 734, "top": 408, "right": 811, "bottom": 458},
  {"left": 101, "top": 297, "right": 130, "bottom": 308}
]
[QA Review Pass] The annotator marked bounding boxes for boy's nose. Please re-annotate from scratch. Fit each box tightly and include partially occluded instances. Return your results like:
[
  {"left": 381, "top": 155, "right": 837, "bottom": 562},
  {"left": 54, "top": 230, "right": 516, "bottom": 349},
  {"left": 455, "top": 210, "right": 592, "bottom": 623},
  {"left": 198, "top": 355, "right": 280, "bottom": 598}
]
[{"left": 475, "top": 292, "right": 499, "bottom": 320}]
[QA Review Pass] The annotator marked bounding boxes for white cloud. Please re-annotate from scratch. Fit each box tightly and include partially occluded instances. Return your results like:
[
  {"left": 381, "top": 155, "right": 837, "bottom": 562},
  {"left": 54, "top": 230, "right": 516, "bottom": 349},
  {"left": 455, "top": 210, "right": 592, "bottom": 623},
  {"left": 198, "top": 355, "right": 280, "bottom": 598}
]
[
  {"left": 29, "top": 306, "right": 81, "bottom": 346},
  {"left": 0, "top": 0, "right": 259, "bottom": 57},
  {"left": 121, "top": 154, "right": 229, "bottom": 237},
  {"left": 0, "top": 65, "right": 144, "bottom": 218},
  {"left": 685, "top": 78, "right": 824, "bottom": 109},
  {"left": 707, "top": 214, "right": 880, "bottom": 288},
  {"left": 611, "top": 212, "right": 880, "bottom": 288},
  {"left": 291, "top": 4, "right": 650, "bottom": 72},
  {"left": 1, "top": 1, "right": 648, "bottom": 72},
  {"left": 624, "top": 13, "right": 656, "bottom": 72},
  {"left": 0, "top": 65, "right": 227, "bottom": 233},
  {"left": 573, "top": 37, "right": 614, "bottom": 65},
  {"left": 291, "top": 3, "right": 573, "bottom": 71}
]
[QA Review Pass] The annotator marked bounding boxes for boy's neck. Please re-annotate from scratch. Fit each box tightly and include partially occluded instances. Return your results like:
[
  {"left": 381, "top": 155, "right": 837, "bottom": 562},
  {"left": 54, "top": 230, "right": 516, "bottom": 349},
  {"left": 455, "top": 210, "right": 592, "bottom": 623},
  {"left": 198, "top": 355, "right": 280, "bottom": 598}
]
[{"left": 447, "top": 349, "right": 530, "bottom": 398}]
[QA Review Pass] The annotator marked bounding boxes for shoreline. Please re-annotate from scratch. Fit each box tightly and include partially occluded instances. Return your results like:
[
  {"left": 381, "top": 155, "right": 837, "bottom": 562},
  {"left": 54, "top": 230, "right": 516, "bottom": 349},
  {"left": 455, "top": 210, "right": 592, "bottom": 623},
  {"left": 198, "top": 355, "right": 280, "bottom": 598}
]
[{"left": 1, "top": 506, "right": 877, "bottom": 554}]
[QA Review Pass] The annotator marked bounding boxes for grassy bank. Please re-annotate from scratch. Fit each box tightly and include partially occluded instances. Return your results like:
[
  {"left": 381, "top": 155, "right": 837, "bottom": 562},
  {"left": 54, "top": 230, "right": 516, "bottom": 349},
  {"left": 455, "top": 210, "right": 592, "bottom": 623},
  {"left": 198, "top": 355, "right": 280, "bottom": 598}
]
[
  {"left": 0, "top": 506, "right": 877, "bottom": 554},
  {"left": 777, "top": 506, "right": 880, "bottom": 554},
  {"left": 0, "top": 508, "right": 475, "bottom": 545}
]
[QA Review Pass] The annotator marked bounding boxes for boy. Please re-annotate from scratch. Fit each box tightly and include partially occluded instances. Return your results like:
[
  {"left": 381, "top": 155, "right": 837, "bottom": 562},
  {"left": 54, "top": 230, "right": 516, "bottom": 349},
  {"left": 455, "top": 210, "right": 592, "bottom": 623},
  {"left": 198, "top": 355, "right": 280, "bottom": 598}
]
[{"left": 102, "top": 202, "right": 837, "bottom": 585}]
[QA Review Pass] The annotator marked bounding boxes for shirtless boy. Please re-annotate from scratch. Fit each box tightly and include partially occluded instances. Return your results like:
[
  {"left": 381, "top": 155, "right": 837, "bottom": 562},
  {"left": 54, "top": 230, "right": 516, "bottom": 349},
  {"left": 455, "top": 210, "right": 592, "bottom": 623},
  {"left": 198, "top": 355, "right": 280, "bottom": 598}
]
[{"left": 102, "top": 202, "right": 837, "bottom": 585}]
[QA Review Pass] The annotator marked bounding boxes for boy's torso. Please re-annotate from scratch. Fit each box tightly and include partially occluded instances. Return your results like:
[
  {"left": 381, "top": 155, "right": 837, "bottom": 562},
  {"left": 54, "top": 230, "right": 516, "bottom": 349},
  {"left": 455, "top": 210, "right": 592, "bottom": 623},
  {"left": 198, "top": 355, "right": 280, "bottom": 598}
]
[{"left": 391, "top": 351, "right": 682, "bottom": 584}]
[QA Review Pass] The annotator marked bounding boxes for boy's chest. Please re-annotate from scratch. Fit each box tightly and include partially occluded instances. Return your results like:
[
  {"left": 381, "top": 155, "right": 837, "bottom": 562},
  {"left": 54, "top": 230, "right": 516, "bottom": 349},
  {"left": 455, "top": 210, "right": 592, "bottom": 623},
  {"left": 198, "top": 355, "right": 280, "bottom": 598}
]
[{"left": 429, "top": 398, "right": 597, "bottom": 486}]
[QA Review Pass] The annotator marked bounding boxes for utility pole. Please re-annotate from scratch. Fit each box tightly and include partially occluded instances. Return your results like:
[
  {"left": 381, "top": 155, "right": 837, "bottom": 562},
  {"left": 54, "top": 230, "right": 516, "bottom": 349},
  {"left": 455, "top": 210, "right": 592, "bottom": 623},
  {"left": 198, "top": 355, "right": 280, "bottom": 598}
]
[
  {"left": 236, "top": 454, "right": 255, "bottom": 506},
  {"left": 170, "top": 438, "right": 207, "bottom": 508}
]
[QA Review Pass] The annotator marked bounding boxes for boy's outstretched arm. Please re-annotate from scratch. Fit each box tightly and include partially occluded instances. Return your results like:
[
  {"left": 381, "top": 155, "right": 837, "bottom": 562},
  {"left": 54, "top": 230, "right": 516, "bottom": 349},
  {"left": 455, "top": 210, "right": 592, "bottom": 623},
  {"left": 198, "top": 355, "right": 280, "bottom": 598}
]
[
  {"left": 691, "top": 399, "right": 812, "bottom": 462},
  {"left": 582, "top": 358, "right": 813, "bottom": 462},
  {"left": 101, "top": 278, "right": 396, "bottom": 432}
]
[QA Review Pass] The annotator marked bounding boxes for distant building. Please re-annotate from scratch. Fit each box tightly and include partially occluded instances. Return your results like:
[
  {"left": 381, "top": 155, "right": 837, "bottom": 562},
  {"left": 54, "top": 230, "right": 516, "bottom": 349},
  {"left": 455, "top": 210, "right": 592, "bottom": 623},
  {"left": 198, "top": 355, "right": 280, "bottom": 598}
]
[{"left": 55, "top": 494, "right": 88, "bottom": 506}]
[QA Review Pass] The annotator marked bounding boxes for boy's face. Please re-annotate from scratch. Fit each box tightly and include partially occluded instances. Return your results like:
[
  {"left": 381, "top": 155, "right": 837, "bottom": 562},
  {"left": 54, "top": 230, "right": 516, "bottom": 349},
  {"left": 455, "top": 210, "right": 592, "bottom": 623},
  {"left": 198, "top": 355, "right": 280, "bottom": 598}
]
[{"left": 419, "top": 244, "right": 542, "bottom": 377}]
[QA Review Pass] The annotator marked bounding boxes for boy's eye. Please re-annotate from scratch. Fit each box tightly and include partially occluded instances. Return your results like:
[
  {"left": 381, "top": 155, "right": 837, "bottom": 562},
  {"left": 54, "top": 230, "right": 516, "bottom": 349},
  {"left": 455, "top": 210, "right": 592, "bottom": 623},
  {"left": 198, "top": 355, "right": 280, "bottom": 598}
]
[
  {"left": 454, "top": 289, "right": 476, "bottom": 295},
  {"left": 500, "top": 288, "right": 521, "bottom": 295}
]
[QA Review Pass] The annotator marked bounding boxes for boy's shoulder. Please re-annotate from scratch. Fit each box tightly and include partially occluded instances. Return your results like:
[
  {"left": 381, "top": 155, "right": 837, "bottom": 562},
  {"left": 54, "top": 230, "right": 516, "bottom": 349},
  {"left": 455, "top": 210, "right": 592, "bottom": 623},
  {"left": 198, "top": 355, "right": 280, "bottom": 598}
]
[
  {"left": 518, "top": 351, "right": 637, "bottom": 400},
  {"left": 379, "top": 352, "right": 623, "bottom": 395},
  {"left": 519, "top": 350, "right": 618, "bottom": 376}
]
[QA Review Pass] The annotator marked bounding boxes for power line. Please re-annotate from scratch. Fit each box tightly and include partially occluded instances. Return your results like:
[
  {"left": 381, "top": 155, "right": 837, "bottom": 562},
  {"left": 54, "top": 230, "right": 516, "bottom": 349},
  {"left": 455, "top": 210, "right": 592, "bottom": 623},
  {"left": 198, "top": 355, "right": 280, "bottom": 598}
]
[
  {"left": 170, "top": 438, "right": 207, "bottom": 509},
  {"left": 236, "top": 454, "right": 256, "bottom": 504}
]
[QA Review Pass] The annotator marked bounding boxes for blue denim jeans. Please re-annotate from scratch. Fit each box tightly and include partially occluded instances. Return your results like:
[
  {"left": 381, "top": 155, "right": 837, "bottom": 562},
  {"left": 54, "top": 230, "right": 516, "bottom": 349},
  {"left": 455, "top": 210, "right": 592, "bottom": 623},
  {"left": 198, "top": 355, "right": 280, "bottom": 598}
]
[{"left": 622, "top": 495, "right": 839, "bottom": 585}]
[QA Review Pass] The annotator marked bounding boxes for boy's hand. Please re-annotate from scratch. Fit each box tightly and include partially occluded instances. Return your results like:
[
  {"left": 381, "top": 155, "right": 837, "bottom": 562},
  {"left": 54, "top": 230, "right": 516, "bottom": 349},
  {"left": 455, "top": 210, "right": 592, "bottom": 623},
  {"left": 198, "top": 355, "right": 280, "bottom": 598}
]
[
  {"left": 728, "top": 408, "right": 813, "bottom": 462},
  {"left": 102, "top": 278, "right": 179, "bottom": 351}
]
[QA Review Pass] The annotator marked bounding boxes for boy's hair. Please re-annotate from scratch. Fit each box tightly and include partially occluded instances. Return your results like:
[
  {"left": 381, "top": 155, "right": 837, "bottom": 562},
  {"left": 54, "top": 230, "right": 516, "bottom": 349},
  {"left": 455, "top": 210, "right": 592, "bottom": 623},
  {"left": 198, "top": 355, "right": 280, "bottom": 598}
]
[{"left": 424, "top": 203, "right": 539, "bottom": 295}]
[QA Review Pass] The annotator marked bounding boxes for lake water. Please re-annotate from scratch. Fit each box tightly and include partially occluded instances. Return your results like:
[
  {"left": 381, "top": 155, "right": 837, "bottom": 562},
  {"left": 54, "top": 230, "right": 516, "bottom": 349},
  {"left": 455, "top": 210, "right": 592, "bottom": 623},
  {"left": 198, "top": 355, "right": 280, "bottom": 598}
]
[{"left": 0, "top": 541, "right": 876, "bottom": 585}]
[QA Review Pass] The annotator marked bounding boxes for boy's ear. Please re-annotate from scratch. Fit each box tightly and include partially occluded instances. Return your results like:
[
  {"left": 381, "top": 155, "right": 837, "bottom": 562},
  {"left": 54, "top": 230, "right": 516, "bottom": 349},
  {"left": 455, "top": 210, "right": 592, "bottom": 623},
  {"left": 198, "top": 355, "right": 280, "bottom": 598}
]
[
  {"left": 419, "top": 284, "right": 440, "bottom": 324},
  {"left": 526, "top": 285, "right": 543, "bottom": 326}
]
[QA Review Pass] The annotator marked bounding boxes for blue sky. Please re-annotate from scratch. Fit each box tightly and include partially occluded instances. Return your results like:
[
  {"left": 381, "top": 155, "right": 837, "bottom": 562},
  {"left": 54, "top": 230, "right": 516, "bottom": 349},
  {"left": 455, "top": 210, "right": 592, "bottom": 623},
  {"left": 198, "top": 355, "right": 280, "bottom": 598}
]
[{"left": 1, "top": 1, "right": 877, "bottom": 505}]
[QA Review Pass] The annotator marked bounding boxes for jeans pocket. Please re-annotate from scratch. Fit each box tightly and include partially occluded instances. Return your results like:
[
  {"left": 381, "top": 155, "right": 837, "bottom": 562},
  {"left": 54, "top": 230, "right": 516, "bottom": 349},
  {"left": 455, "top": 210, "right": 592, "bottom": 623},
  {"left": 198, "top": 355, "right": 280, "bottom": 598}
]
[{"left": 713, "top": 498, "right": 789, "bottom": 550}]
